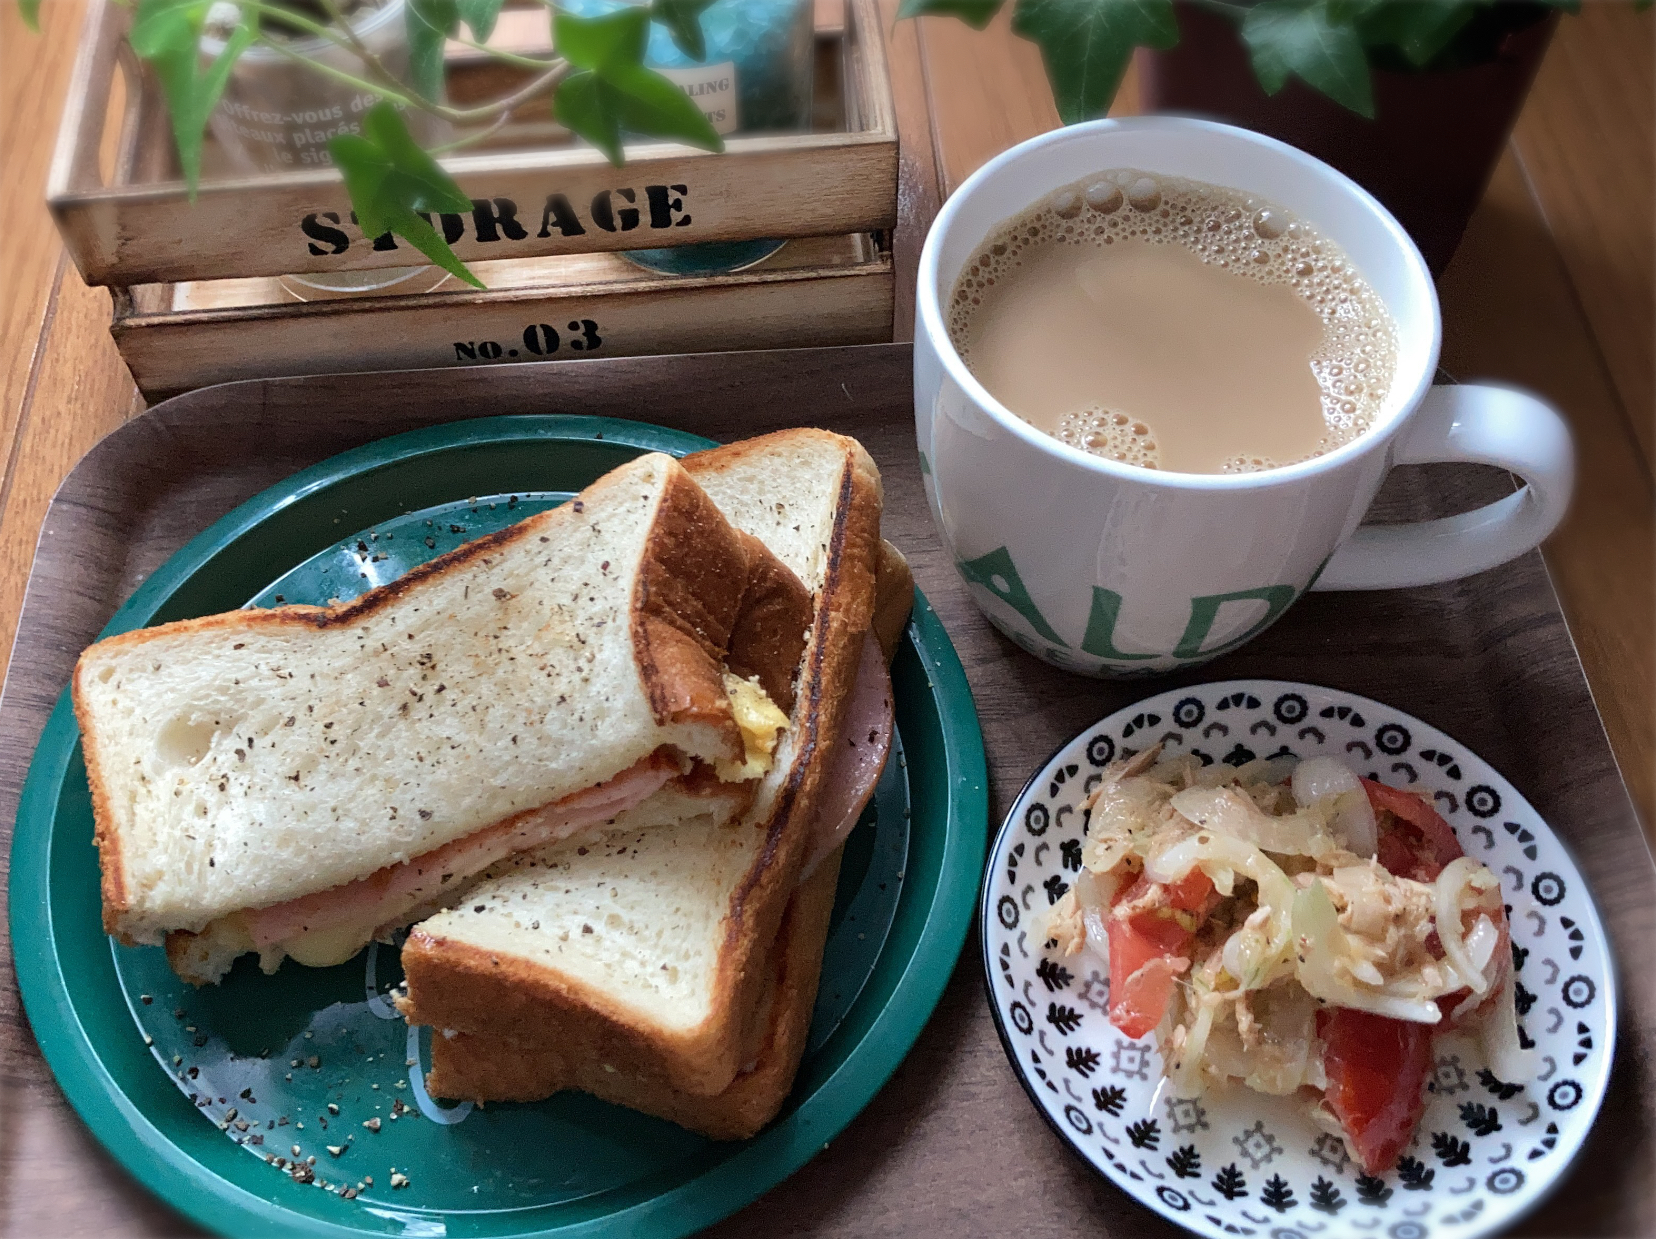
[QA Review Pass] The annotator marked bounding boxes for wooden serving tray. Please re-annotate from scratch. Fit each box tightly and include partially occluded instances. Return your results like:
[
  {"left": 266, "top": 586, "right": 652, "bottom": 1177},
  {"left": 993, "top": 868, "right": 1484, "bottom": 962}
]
[{"left": 0, "top": 346, "right": 1650, "bottom": 1237}]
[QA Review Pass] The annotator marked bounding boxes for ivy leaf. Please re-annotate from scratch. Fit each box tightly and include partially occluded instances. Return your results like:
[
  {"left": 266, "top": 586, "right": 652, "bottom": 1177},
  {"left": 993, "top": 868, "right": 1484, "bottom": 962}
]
[
  {"left": 556, "top": 63, "right": 723, "bottom": 165},
  {"left": 130, "top": 0, "right": 255, "bottom": 195},
  {"left": 328, "top": 101, "right": 483, "bottom": 289},
  {"left": 458, "top": 0, "right": 503, "bottom": 41},
  {"left": 554, "top": 9, "right": 720, "bottom": 163},
  {"left": 1010, "top": 0, "right": 1178, "bottom": 124},
  {"left": 1323, "top": 0, "right": 1388, "bottom": 22},
  {"left": 554, "top": 6, "right": 651, "bottom": 72},
  {"left": 20, "top": 0, "right": 41, "bottom": 31},
  {"left": 1355, "top": 0, "right": 1478, "bottom": 67},
  {"left": 651, "top": 0, "right": 716, "bottom": 60},
  {"left": 406, "top": 0, "right": 459, "bottom": 101},
  {"left": 554, "top": 73, "right": 624, "bottom": 163},
  {"left": 1241, "top": 0, "right": 1374, "bottom": 118},
  {"left": 895, "top": 0, "right": 1007, "bottom": 31}
]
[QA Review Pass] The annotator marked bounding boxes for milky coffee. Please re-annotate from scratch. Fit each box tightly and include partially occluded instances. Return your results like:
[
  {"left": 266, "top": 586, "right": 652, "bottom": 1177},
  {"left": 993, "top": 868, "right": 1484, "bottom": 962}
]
[{"left": 947, "top": 171, "right": 1398, "bottom": 474}]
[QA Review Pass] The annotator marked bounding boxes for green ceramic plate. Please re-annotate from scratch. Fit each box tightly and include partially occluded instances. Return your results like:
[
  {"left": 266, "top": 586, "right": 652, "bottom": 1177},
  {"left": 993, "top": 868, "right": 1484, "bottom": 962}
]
[{"left": 10, "top": 416, "right": 987, "bottom": 1238}]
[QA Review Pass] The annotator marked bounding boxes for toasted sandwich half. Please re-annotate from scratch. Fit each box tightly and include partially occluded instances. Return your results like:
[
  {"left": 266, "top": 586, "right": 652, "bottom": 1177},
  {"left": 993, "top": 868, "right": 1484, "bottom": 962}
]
[
  {"left": 74, "top": 452, "right": 812, "bottom": 984},
  {"left": 421, "top": 846, "right": 845, "bottom": 1141},
  {"left": 397, "top": 430, "right": 898, "bottom": 1103}
]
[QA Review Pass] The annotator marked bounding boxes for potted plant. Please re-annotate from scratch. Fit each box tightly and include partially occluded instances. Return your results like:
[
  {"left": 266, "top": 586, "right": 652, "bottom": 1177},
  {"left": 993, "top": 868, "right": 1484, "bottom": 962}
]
[
  {"left": 20, "top": 0, "right": 733, "bottom": 287},
  {"left": 898, "top": 0, "right": 1598, "bottom": 274}
]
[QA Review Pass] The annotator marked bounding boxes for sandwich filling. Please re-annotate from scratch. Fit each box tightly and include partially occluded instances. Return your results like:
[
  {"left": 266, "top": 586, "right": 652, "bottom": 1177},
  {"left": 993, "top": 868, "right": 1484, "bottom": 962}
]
[
  {"left": 169, "top": 673, "right": 795, "bottom": 982},
  {"left": 799, "top": 632, "right": 894, "bottom": 880}
]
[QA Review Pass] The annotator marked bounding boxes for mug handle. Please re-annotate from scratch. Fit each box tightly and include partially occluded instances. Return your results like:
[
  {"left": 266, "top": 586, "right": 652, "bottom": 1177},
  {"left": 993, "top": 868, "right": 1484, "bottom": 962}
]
[{"left": 1311, "top": 384, "right": 1574, "bottom": 591}]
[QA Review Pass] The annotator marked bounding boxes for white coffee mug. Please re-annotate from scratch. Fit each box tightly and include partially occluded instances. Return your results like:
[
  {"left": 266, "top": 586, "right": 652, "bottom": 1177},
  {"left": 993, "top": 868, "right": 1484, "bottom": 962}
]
[{"left": 914, "top": 116, "right": 1573, "bottom": 677}]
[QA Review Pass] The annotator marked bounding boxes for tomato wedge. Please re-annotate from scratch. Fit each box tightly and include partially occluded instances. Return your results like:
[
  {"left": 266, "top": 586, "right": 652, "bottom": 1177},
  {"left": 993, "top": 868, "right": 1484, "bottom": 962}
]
[
  {"left": 1317, "top": 1007, "right": 1435, "bottom": 1175},
  {"left": 1362, "top": 778, "right": 1463, "bottom": 882},
  {"left": 1105, "top": 870, "right": 1216, "bottom": 1039},
  {"left": 1322, "top": 784, "right": 1483, "bottom": 1170}
]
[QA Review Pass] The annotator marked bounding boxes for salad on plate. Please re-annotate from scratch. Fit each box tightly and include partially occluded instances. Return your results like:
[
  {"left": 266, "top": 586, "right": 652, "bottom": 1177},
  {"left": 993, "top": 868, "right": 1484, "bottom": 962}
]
[{"left": 1042, "top": 746, "right": 1533, "bottom": 1175}]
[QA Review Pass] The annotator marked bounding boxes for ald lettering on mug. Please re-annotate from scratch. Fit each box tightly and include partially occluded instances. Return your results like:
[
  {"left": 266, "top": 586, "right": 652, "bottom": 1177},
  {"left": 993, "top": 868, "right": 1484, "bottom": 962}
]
[{"left": 956, "top": 546, "right": 1314, "bottom": 671}]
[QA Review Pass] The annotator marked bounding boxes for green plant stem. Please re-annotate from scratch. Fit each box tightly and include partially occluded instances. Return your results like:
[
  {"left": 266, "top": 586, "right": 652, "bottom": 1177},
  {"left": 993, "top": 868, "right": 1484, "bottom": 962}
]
[
  {"left": 231, "top": 0, "right": 413, "bottom": 96},
  {"left": 315, "top": 0, "right": 398, "bottom": 84},
  {"left": 228, "top": 0, "right": 364, "bottom": 55},
  {"left": 1189, "top": 0, "right": 1249, "bottom": 16},
  {"left": 428, "top": 111, "right": 511, "bottom": 152},
  {"left": 446, "top": 61, "right": 568, "bottom": 120},
  {"left": 258, "top": 34, "right": 569, "bottom": 123},
  {"left": 449, "top": 32, "right": 559, "bottom": 69},
  {"left": 258, "top": 35, "right": 427, "bottom": 109}
]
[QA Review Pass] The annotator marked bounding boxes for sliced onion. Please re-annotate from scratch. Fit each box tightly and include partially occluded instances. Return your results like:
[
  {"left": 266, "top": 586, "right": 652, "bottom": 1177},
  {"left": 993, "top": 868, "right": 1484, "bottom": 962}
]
[
  {"left": 1192, "top": 755, "right": 1296, "bottom": 789},
  {"left": 1148, "top": 832, "right": 1297, "bottom": 989},
  {"left": 1292, "top": 881, "right": 1444, "bottom": 1023},
  {"left": 1464, "top": 914, "right": 1499, "bottom": 975},
  {"left": 1200, "top": 1015, "right": 1251, "bottom": 1082},
  {"left": 1081, "top": 831, "right": 1134, "bottom": 878},
  {"left": 1073, "top": 868, "right": 1114, "bottom": 965},
  {"left": 1169, "top": 987, "right": 1218, "bottom": 1094},
  {"left": 1435, "top": 857, "right": 1493, "bottom": 997},
  {"left": 1292, "top": 757, "right": 1376, "bottom": 857},
  {"left": 1481, "top": 963, "right": 1540, "bottom": 1082},
  {"left": 1292, "top": 755, "right": 1357, "bottom": 804},
  {"left": 1146, "top": 753, "right": 1202, "bottom": 785},
  {"left": 1170, "top": 786, "right": 1342, "bottom": 857},
  {"left": 1243, "top": 985, "right": 1317, "bottom": 1096},
  {"left": 1083, "top": 775, "right": 1174, "bottom": 872}
]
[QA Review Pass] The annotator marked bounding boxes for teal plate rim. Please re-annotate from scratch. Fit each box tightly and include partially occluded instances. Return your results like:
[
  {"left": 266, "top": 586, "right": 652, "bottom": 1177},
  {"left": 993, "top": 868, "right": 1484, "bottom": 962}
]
[{"left": 9, "top": 415, "right": 989, "bottom": 1238}]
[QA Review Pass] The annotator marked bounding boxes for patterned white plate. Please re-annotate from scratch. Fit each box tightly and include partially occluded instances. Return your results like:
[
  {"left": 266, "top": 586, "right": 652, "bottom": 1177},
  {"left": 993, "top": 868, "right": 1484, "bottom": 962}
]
[{"left": 982, "top": 681, "right": 1615, "bottom": 1239}]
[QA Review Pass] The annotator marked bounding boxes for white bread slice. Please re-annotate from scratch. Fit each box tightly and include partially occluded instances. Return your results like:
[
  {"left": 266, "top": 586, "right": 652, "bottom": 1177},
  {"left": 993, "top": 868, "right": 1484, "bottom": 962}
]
[
  {"left": 421, "top": 846, "right": 844, "bottom": 1140},
  {"left": 398, "top": 430, "right": 883, "bottom": 1097},
  {"left": 74, "top": 452, "right": 810, "bottom": 949}
]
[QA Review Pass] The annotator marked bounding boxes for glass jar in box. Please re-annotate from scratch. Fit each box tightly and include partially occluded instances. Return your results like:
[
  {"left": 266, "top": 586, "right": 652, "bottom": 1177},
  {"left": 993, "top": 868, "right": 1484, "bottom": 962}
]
[
  {"left": 561, "top": 0, "right": 817, "bottom": 274},
  {"left": 199, "top": 0, "right": 445, "bottom": 294}
]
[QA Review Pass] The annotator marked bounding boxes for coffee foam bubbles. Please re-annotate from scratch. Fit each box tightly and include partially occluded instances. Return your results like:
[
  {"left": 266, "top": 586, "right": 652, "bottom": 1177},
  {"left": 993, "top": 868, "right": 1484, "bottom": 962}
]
[
  {"left": 1055, "top": 406, "right": 1162, "bottom": 469},
  {"left": 948, "top": 169, "right": 1398, "bottom": 473}
]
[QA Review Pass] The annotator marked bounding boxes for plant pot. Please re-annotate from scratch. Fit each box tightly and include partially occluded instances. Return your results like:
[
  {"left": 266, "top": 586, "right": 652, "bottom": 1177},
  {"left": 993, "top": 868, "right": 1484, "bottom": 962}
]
[{"left": 1138, "top": 4, "right": 1559, "bottom": 275}]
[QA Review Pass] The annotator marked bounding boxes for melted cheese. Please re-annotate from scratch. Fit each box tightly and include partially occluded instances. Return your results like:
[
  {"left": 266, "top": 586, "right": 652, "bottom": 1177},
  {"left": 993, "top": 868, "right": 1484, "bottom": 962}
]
[
  {"left": 715, "top": 672, "right": 789, "bottom": 781},
  {"left": 279, "top": 921, "right": 382, "bottom": 968}
]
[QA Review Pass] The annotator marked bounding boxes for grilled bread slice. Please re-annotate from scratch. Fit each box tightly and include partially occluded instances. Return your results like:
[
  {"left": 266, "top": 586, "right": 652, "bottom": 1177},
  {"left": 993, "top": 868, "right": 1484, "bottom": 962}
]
[
  {"left": 398, "top": 430, "right": 883, "bottom": 1097},
  {"left": 421, "top": 847, "right": 843, "bottom": 1140},
  {"left": 74, "top": 452, "right": 811, "bottom": 977}
]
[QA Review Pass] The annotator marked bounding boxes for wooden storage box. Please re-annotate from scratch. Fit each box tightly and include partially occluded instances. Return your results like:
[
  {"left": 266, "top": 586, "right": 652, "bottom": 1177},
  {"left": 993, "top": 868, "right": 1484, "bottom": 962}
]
[
  {"left": 115, "top": 235, "right": 891, "bottom": 400},
  {"left": 48, "top": 0, "right": 897, "bottom": 398}
]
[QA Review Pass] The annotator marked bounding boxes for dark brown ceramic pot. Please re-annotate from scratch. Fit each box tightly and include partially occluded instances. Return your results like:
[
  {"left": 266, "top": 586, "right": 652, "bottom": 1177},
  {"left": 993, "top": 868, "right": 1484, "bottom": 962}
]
[{"left": 1138, "top": 4, "right": 1559, "bottom": 275}]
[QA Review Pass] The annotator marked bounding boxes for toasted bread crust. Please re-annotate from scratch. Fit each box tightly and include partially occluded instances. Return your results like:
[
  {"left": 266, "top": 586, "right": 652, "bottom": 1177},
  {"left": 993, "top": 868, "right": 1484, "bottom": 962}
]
[
  {"left": 74, "top": 689, "right": 128, "bottom": 938},
  {"left": 709, "top": 435, "right": 881, "bottom": 1070},
  {"left": 631, "top": 465, "right": 804, "bottom": 741},
  {"left": 422, "top": 849, "right": 842, "bottom": 1139},
  {"left": 725, "top": 530, "right": 812, "bottom": 714},
  {"left": 398, "top": 431, "right": 883, "bottom": 1095},
  {"left": 74, "top": 453, "right": 801, "bottom": 945},
  {"left": 872, "top": 540, "right": 914, "bottom": 665}
]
